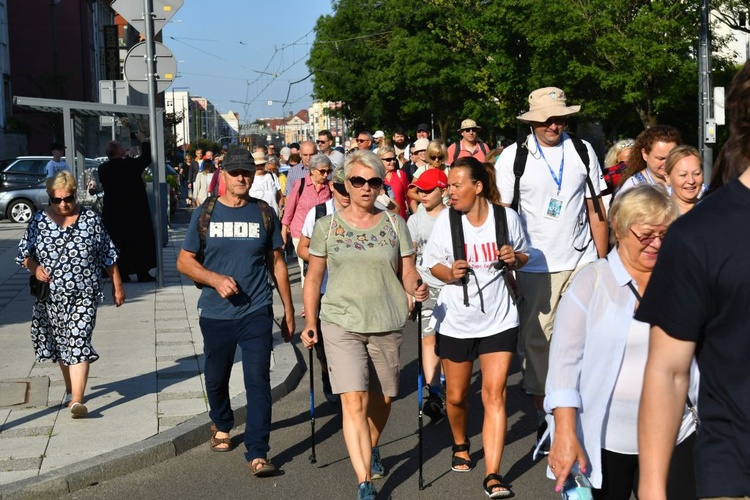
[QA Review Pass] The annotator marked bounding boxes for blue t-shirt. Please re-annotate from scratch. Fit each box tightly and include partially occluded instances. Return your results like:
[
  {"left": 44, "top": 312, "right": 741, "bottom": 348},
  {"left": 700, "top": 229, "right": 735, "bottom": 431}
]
[{"left": 182, "top": 199, "right": 284, "bottom": 320}]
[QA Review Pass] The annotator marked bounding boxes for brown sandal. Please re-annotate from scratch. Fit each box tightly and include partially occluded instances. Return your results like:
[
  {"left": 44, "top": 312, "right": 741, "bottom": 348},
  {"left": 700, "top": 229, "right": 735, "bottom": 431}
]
[
  {"left": 249, "top": 458, "right": 277, "bottom": 477},
  {"left": 209, "top": 424, "right": 232, "bottom": 452}
]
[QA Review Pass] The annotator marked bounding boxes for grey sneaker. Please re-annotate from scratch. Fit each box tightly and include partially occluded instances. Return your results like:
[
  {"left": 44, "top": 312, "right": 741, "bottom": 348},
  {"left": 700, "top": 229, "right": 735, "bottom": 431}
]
[
  {"left": 370, "top": 447, "right": 385, "bottom": 479},
  {"left": 357, "top": 481, "right": 377, "bottom": 500}
]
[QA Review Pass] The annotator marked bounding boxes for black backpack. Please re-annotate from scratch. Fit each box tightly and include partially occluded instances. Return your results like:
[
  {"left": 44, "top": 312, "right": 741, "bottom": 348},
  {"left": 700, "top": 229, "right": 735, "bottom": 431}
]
[
  {"left": 448, "top": 203, "right": 517, "bottom": 308},
  {"left": 510, "top": 133, "right": 604, "bottom": 222}
]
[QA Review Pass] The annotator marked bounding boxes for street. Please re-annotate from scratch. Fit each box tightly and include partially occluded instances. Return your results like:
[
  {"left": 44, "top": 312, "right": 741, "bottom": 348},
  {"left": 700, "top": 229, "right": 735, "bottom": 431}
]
[{"left": 58, "top": 314, "right": 557, "bottom": 500}]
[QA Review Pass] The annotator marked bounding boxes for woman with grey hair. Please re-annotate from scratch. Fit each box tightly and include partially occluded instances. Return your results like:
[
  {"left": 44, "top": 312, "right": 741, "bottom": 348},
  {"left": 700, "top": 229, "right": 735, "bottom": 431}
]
[
  {"left": 544, "top": 184, "right": 698, "bottom": 499},
  {"left": 281, "top": 154, "right": 333, "bottom": 289},
  {"left": 302, "top": 150, "right": 428, "bottom": 500}
]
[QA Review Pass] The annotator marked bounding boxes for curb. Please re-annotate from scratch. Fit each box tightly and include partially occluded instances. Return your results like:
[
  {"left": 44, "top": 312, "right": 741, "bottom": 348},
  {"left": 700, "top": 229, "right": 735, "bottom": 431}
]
[{"left": 0, "top": 341, "right": 305, "bottom": 500}]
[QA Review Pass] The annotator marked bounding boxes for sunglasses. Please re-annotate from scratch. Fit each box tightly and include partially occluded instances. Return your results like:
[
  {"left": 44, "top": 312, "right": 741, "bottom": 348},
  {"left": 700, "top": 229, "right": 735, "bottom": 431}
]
[
  {"left": 356, "top": 139, "right": 369, "bottom": 143},
  {"left": 226, "top": 169, "right": 253, "bottom": 177},
  {"left": 316, "top": 140, "right": 327, "bottom": 144},
  {"left": 315, "top": 169, "right": 332, "bottom": 175},
  {"left": 381, "top": 157, "right": 396, "bottom": 162},
  {"left": 348, "top": 176, "right": 383, "bottom": 189},
  {"left": 462, "top": 128, "right": 478, "bottom": 133},
  {"left": 629, "top": 228, "right": 667, "bottom": 246},
  {"left": 49, "top": 193, "right": 76, "bottom": 204},
  {"left": 430, "top": 155, "right": 445, "bottom": 161},
  {"left": 417, "top": 187, "right": 437, "bottom": 195}
]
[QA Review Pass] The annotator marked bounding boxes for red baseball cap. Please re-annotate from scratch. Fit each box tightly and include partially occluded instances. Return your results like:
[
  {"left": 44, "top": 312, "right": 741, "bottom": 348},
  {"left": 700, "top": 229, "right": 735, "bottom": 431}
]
[{"left": 409, "top": 168, "right": 448, "bottom": 190}]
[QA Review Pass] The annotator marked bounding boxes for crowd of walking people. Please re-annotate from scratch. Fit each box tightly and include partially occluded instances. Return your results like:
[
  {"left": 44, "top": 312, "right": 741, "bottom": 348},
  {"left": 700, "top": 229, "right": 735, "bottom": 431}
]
[{"left": 16, "top": 62, "right": 750, "bottom": 500}]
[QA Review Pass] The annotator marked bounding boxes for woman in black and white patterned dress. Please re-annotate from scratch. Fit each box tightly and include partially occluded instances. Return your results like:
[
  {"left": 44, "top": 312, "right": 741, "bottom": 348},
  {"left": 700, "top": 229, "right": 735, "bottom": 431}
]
[{"left": 17, "top": 171, "right": 125, "bottom": 418}]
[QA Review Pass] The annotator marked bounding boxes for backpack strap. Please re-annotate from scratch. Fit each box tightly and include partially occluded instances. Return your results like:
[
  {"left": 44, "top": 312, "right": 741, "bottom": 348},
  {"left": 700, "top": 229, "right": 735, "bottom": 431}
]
[
  {"left": 297, "top": 175, "right": 306, "bottom": 198},
  {"left": 314, "top": 201, "right": 328, "bottom": 221},
  {"left": 194, "top": 196, "right": 218, "bottom": 289},
  {"left": 568, "top": 133, "right": 605, "bottom": 222},
  {"left": 492, "top": 203, "right": 518, "bottom": 305},
  {"left": 479, "top": 141, "right": 488, "bottom": 156},
  {"left": 511, "top": 139, "right": 528, "bottom": 212},
  {"left": 448, "top": 207, "right": 469, "bottom": 307}
]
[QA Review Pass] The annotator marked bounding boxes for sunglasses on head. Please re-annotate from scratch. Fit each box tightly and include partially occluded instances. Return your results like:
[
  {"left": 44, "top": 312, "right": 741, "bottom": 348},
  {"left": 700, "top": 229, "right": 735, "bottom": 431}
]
[
  {"left": 49, "top": 193, "right": 76, "bottom": 205},
  {"left": 226, "top": 169, "right": 253, "bottom": 177},
  {"left": 430, "top": 155, "right": 444, "bottom": 161},
  {"left": 348, "top": 176, "right": 383, "bottom": 189}
]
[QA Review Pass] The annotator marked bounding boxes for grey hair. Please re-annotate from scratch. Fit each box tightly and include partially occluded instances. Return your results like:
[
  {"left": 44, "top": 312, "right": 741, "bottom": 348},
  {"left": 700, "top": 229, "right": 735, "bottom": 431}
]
[
  {"left": 344, "top": 149, "right": 385, "bottom": 179},
  {"left": 266, "top": 155, "right": 279, "bottom": 165},
  {"left": 358, "top": 131, "right": 374, "bottom": 141},
  {"left": 309, "top": 154, "right": 332, "bottom": 171},
  {"left": 378, "top": 145, "right": 395, "bottom": 156}
]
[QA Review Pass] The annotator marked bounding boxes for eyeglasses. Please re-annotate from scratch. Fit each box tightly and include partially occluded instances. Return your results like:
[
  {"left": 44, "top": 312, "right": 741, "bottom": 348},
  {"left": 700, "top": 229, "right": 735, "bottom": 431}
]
[
  {"left": 316, "top": 140, "right": 327, "bottom": 144},
  {"left": 381, "top": 157, "right": 396, "bottom": 162},
  {"left": 314, "top": 169, "right": 332, "bottom": 175},
  {"left": 226, "top": 169, "right": 253, "bottom": 177},
  {"left": 49, "top": 193, "right": 76, "bottom": 204},
  {"left": 348, "top": 176, "right": 383, "bottom": 189},
  {"left": 462, "top": 128, "right": 478, "bottom": 133},
  {"left": 629, "top": 227, "right": 667, "bottom": 246},
  {"left": 430, "top": 155, "right": 445, "bottom": 161},
  {"left": 417, "top": 187, "right": 437, "bottom": 195}
]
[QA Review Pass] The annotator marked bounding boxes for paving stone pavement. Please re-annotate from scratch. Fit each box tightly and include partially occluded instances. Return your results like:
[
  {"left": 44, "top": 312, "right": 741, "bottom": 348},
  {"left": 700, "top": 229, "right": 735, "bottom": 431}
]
[{"left": 0, "top": 209, "right": 304, "bottom": 499}]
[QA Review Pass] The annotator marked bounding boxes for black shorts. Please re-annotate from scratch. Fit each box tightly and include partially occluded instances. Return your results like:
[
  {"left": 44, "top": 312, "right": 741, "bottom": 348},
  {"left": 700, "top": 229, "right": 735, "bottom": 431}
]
[{"left": 435, "top": 327, "right": 518, "bottom": 363}]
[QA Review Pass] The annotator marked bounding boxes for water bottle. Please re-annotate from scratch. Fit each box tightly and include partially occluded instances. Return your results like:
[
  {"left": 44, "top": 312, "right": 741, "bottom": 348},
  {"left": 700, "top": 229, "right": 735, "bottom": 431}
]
[{"left": 561, "top": 464, "right": 593, "bottom": 500}]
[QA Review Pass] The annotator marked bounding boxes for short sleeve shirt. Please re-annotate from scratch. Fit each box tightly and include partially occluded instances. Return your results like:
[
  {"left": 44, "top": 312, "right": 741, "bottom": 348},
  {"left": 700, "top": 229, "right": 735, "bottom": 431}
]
[
  {"left": 182, "top": 199, "right": 283, "bottom": 320},
  {"left": 635, "top": 178, "right": 750, "bottom": 498},
  {"left": 309, "top": 211, "right": 413, "bottom": 333}
]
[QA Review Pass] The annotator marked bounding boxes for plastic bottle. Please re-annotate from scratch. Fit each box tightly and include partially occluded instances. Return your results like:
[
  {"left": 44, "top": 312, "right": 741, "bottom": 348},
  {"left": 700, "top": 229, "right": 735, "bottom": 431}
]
[{"left": 561, "top": 464, "right": 593, "bottom": 500}]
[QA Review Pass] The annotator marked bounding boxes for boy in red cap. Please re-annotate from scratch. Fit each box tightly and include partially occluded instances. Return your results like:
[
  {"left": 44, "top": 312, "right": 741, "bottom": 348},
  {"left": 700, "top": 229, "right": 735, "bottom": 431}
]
[{"left": 407, "top": 168, "right": 449, "bottom": 419}]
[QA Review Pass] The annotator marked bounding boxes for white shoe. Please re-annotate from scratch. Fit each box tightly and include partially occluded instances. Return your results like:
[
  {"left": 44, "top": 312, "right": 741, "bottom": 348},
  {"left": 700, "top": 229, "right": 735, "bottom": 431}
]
[{"left": 70, "top": 402, "right": 88, "bottom": 419}]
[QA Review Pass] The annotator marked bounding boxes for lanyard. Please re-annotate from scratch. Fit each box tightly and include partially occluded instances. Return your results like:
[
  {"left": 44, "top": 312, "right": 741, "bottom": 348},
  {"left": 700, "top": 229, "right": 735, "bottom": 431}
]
[
  {"left": 533, "top": 133, "right": 565, "bottom": 194},
  {"left": 643, "top": 168, "right": 657, "bottom": 185}
]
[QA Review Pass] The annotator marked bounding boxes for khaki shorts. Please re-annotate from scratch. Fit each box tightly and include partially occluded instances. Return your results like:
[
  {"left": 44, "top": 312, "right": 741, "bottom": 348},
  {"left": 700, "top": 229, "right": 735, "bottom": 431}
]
[
  {"left": 321, "top": 321, "right": 402, "bottom": 397},
  {"left": 517, "top": 269, "right": 578, "bottom": 396}
]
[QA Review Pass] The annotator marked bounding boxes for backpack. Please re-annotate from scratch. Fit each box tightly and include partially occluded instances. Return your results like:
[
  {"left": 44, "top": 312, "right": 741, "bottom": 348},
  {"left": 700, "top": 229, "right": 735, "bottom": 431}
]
[
  {"left": 510, "top": 133, "right": 604, "bottom": 222},
  {"left": 450, "top": 140, "right": 488, "bottom": 166},
  {"left": 193, "top": 196, "right": 275, "bottom": 289},
  {"left": 449, "top": 203, "right": 517, "bottom": 307}
]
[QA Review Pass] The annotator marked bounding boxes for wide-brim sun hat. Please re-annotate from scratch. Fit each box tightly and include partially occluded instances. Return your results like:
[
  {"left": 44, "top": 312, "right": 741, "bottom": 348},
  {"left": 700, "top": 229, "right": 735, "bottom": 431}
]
[
  {"left": 457, "top": 119, "right": 481, "bottom": 131},
  {"left": 251, "top": 151, "right": 268, "bottom": 166},
  {"left": 517, "top": 87, "right": 581, "bottom": 123}
]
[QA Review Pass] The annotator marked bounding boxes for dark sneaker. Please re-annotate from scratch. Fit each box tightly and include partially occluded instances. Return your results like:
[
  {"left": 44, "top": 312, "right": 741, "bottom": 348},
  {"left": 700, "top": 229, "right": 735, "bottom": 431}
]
[
  {"left": 536, "top": 421, "right": 550, "bottom": 456},
  {"left": 370, "top": 447, "right": 385, "bottom": 479},
  {"left": 357, "top": 481, "right": 377, "bottom": 500},
  {"left": 423, "top": 393, "right": 445, "bottom": 421}
]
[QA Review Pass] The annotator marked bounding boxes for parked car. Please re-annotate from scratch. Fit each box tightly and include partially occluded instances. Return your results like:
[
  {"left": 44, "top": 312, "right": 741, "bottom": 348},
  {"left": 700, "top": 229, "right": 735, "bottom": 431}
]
[
  {"left": 0, "top": 181, "right": 48, "bottom": 223},
  {"left": 0, "top": 156, "right": 101, "bottom": 190}
]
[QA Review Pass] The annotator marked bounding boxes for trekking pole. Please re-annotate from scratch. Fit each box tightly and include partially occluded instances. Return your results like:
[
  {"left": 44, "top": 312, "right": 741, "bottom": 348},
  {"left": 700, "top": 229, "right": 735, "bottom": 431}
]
[
  {"left": 414, "top": 279, "right": 425, "bottom": 490},
  {"left": 308, "top": 330, "right": 317, "bottom": 464}
]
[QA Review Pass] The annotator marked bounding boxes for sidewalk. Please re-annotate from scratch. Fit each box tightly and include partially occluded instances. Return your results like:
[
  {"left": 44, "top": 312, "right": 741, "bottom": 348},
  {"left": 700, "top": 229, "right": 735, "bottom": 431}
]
[{"left": 0, "top": 208, "right": 305, "bottom": 500}]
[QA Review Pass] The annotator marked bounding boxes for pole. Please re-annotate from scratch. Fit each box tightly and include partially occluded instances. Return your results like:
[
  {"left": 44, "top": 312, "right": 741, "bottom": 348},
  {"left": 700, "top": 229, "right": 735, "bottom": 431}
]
[
  {"left": 699, "top": 0, "right": 714, "bottom": 181},
  {"left": 143, "top": 0, "right": 164, "bottom": 287},
  {"left": 414, "top": 279, "right": 424, "bottom": 491},
  {"left": 307, "top": 330, "right": 317, "bottom": 464}
]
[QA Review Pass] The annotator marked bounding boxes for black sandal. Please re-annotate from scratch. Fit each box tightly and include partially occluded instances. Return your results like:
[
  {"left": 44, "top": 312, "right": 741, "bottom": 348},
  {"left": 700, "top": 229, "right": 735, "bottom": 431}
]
[
  {"left": 483, "top": 473, "right": 511, "bottom": 498},
  {"left": 451, "top": 439, "right": 473, "bottom": 472}
]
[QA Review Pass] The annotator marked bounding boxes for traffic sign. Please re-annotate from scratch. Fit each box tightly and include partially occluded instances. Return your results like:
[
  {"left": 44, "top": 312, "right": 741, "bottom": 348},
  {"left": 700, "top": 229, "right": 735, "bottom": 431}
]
[
  {"left": 111, "top": 0, "right": 184, "bottom": 36},
  {"left": 123, "top": 41, "right": 177, "bottom": 94}
]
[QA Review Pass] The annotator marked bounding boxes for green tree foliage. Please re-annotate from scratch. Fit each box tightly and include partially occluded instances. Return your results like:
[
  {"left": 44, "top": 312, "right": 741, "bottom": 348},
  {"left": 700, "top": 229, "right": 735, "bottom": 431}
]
[{"left": 309, "top": 0, "right": 734, "bottom": 142}]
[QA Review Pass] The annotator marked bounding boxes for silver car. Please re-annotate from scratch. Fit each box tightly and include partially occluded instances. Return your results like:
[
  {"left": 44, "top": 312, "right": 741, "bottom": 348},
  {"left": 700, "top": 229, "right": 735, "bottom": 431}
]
[{"left": 0, "top": 181, "right": 48, "bottom": 223}]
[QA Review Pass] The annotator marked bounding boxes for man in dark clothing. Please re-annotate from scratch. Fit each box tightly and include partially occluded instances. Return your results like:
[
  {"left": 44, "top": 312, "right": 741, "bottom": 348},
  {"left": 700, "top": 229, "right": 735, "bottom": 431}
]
[{"left": 98, "top": 137, "right": 156, "bottom": 282}]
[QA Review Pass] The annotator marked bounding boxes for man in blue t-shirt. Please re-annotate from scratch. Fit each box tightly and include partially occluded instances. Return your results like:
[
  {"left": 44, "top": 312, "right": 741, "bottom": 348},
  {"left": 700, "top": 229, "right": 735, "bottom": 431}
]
[{"left": 177, "top": 149, "right": 294, "bottom": 478}]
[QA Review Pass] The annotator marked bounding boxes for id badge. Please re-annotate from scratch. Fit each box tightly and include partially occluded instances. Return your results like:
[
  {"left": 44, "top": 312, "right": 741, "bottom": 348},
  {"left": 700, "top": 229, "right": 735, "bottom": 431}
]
[{"left": 544, "top": 193, "right": 565, "bottom": 220}]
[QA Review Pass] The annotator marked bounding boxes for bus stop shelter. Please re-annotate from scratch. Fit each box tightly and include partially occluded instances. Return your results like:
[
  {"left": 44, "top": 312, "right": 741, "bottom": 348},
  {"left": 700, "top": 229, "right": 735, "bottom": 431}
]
[{"left": 13, "top": 95, "right": 169, "bottom": 287}]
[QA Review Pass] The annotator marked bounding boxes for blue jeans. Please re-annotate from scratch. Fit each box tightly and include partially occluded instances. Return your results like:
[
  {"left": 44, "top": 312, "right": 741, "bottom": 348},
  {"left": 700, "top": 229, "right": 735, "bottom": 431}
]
[{"left": 199, "top": 306, "right": 273, "bottom": 462}]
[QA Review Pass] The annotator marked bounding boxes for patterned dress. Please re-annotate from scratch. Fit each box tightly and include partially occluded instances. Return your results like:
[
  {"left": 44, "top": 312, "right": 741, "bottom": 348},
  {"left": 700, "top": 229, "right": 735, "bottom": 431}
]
[{"left": 16, "top": 208, "right": 118, "bottom": 365}]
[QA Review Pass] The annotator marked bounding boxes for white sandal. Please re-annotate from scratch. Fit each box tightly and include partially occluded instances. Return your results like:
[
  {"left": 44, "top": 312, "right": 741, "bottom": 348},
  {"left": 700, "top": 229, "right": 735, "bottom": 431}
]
[{"left": 70, "top": 402, "right": 88, "bottom": 419}]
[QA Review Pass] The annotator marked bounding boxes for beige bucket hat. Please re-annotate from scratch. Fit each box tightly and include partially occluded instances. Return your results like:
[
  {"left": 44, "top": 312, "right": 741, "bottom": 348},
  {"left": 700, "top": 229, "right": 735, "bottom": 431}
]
[{"left": 517, "top": 87, "right": 581, "bottom": 123}]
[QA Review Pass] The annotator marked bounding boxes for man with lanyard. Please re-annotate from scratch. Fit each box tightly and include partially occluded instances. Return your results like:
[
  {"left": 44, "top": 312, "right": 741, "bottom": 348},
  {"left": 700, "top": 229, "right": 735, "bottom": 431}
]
[
  {"left": 284, "top": 140, "right": 315, "bottom": 198},
  {"left": 176, "top": 149, "right": 295, "bottom": 477},
  {"left": 494, "top": 87, "right": 608, "bottom": 453},
  {"left": 447, "top": 119, "right": 488, "bottom": 165}
]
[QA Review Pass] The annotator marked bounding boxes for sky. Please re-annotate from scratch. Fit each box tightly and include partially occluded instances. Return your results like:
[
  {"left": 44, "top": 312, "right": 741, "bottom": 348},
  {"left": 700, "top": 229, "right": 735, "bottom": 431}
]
[{"left": 162, "top": 0, "right": 334, "bottom": 124}]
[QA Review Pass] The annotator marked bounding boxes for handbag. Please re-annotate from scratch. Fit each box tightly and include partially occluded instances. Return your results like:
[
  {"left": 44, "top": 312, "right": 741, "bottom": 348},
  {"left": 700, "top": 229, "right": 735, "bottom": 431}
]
[{"left": 29, "top": 275, "right": 50, "bottom": 301}]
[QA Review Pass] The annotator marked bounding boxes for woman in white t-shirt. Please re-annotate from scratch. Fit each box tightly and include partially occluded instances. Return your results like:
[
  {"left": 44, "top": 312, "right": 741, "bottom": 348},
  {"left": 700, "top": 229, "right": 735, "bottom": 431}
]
[
  {"left": 544, "top": 185, "right": 698, "bottom": 498},
  {"left": 422, "top": 156, "right": 528, "bottom": 499}
]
